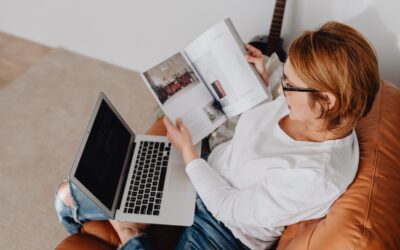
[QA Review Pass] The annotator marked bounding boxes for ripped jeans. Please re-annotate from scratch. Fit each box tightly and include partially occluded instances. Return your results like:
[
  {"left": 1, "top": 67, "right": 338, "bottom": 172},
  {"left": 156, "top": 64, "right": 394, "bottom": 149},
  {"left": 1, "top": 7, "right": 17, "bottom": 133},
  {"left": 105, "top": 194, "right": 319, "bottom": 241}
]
[{"left": 55, "top": 150, "right": 249, "bottom": 249}]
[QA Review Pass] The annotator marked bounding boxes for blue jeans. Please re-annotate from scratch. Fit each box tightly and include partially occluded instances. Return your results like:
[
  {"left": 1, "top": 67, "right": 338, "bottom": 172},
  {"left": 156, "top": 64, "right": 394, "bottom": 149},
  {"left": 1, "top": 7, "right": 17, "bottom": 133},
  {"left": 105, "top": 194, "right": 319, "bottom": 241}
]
[
  {"left": 174, "top": 195, "right": 249, "bottom": 250},
  {"left": 55, "top": 182, "right": 249, "bottom": 250},
  {"left": 55, "top": 151, "right": 249, "bottom": 249},
  {"left": 55, "top": 180, "right": 109, "bottom": 234}
]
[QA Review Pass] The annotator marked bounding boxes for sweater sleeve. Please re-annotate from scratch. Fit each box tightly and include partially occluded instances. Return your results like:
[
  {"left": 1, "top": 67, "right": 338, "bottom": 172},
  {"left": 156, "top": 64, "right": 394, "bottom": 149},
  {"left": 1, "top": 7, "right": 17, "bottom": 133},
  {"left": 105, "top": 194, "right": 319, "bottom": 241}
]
[{"left": 186, "top": 158, "right": 341, "bottom": 229}]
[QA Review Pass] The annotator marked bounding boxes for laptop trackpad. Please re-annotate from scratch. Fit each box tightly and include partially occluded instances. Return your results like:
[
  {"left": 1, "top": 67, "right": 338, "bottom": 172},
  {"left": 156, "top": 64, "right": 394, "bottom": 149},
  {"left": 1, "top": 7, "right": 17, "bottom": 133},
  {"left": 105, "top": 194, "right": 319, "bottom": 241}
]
[{"left": 167, "top": 162, "right": 195, "bottom": 192}]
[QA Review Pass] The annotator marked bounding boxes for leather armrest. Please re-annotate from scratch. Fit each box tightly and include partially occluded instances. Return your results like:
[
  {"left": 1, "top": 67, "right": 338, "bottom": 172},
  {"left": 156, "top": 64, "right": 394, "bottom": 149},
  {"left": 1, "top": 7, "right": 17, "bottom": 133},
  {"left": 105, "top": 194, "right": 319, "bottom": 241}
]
[
  {"left": 80, "top": 221, "right": 120, "bottom": 247},
  {"left": 276, "top": 81, "right": 400, "bottom": 249},
  {"left": 56, "top": 233, "right": 116, "bottom": 250},
  {"left": 145, "top": 117, "right": 167, "bottom": 136}
]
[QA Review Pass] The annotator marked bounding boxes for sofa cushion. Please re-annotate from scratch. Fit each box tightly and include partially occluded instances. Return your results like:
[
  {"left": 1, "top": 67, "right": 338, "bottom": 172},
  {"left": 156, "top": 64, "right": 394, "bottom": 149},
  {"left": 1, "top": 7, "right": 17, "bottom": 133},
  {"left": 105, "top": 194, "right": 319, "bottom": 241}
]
[
  {"left": 55, "top": 233, "right": 116, "bottom": 250},
  {"left": 277, "top": 81, "right": 400, "bottom": 249},
  {"left": 80, "top": 221, "right": 120, "bottom": 247}
]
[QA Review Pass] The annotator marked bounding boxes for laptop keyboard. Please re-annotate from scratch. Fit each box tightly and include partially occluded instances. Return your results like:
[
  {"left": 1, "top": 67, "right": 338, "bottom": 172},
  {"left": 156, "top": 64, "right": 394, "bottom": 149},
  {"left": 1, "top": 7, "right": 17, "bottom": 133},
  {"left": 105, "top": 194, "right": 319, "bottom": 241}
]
[{"left": 123, "top": 141, "right": 171, "bottom": 216}]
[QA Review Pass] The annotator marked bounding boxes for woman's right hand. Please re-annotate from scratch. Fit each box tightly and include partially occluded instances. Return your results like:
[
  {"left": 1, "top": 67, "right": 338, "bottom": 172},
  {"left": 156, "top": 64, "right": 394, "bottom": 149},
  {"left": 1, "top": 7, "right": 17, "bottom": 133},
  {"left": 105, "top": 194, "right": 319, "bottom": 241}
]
[
  {"left": 109, "top": 220, "right": 150, "bottom": 245},
  {"left": 162, "top": 116, "right": 199, "bottom": 165},
  {"left": 245, "top": 43, "right": 269, "bottom": 87}
]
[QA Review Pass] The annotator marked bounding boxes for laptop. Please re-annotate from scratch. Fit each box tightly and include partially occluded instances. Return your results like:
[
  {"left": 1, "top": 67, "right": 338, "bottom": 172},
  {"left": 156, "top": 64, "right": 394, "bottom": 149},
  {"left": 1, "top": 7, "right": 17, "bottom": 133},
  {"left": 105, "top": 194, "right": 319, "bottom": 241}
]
[{"left": 69, "top": 92, "right": 198, "bottom": 226}]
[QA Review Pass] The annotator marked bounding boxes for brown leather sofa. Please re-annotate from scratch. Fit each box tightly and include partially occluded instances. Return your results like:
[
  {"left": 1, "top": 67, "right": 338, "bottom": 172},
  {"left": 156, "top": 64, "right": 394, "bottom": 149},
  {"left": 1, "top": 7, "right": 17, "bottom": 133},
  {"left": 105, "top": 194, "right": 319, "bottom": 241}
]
[{"left": 56, "top": 81, "right": 400, "bottom": 250}]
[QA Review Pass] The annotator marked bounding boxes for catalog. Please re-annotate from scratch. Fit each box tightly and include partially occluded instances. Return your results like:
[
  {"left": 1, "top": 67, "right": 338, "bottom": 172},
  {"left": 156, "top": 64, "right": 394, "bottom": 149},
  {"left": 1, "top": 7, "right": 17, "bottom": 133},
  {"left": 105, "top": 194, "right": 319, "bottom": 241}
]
[{"left": 141, "top": 18, "right": 269, "bottom": 144}]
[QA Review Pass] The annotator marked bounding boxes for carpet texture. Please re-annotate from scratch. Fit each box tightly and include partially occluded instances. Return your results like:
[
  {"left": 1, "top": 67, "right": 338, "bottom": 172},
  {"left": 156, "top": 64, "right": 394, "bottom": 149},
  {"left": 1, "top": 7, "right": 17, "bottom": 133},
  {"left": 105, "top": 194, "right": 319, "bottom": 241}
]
[{"left": 0, "top": 48, "right": 157, "bottom": 249}]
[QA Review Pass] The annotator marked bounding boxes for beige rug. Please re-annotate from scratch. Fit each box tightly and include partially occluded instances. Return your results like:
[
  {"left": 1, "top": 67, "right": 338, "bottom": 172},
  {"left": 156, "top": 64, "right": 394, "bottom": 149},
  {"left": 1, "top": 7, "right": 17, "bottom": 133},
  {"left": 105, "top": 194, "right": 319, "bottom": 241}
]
[{"left": 0, "top": 48, "right": 157, "bottom": 249}]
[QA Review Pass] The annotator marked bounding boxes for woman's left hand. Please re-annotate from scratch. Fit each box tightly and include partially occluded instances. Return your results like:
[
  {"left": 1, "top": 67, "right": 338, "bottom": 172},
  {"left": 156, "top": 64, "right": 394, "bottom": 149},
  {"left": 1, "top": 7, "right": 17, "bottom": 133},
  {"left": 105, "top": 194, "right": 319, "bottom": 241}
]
[
  {"left": 245, "top": 43, "right": 269, "bottom": 87},
  {"left": 163, "top": 116, "right": 199, "bottom": 165}
]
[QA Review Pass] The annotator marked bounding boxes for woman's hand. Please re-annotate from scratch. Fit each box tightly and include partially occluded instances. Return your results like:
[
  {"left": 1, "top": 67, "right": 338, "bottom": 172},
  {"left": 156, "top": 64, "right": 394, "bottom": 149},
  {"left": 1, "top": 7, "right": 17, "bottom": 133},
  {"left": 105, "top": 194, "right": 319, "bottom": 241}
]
[
  {"left": 108, "top": 220, "right": 150, "bottom": 245},
  {"left": 162, "top": 116, "right": 199, "bottom": 165},
  {"left": 245, "top": 43, "right": 269, "bottom": 87}
]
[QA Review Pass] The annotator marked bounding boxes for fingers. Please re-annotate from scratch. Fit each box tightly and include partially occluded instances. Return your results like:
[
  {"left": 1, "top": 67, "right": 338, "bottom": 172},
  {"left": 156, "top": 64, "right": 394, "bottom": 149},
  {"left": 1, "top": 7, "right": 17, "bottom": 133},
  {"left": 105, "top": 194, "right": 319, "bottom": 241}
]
[
  {"left": 246, "top": 55, "right": 264, "bottom": 69},
  {"left": 109, "top": 220, "right": 151, "bottom": 245},
  {"left": 246, "top": 55, "right": 258, "bottom": 63},
  {"left": 245, "top": 43, "right": 262, "bottom": 57},
  {"left": 163, "top": 117, "right": 177, "bottom": 141},
  {"left": 162, "top": 116, "right": 169, "bottom": 125},
  {"left": 163, "top": 116, "right": 174, "bottom": 130},
  {"left": 247, "top": 51, "right": 261, "bottom": 59},
  {"left": 176, "top": 118, "right": 183, "bottom": 128},
  {"left": 176, "top": 118, "right": 189, "bottom": 133},
  {"left": 163, "top": 116, "right": 186, "bottom": 133},
  {"left": 176, "top": 119, "right": 193, "bottom": 144},
  {"left": 245, "top": 43, "right": 257, "bottom": 51}
]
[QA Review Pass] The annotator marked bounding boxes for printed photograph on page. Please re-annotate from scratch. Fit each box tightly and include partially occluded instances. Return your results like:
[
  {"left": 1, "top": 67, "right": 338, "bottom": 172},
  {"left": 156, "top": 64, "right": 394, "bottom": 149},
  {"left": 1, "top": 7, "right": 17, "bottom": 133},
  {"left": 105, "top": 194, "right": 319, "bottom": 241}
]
[{"left": 142, "top": 53, "right": 201, "bottom": 105}]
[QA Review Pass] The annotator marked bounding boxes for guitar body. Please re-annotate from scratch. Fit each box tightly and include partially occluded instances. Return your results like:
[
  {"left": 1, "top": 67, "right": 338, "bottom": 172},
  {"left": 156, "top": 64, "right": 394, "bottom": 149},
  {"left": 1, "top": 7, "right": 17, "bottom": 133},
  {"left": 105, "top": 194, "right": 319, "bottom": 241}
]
[{"left": 249, "top": 35, "right": 286, "bottom": 61}]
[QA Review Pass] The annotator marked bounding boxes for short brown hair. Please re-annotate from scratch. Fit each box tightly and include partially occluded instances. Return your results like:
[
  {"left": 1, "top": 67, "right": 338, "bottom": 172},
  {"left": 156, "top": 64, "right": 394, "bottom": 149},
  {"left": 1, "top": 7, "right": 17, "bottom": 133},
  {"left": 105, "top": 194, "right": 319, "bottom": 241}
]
[{"left": 287, "top": 21, "right": 380, "bottom": 136}]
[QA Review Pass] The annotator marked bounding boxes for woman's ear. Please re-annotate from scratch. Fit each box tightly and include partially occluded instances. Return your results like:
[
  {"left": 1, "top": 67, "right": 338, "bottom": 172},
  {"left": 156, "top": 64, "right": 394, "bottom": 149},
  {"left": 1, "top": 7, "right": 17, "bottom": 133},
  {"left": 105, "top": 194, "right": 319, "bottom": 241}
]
[{"left": 324, "top": 92, "right": 336, "bottom": 110}]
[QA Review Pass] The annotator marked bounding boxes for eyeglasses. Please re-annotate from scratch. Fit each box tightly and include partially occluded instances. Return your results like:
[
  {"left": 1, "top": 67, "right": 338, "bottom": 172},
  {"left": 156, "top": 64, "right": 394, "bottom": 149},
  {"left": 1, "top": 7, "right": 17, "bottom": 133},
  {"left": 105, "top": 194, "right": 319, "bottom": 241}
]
[{"left": 281, "top": 75, "right": 320, "bottom": 97}]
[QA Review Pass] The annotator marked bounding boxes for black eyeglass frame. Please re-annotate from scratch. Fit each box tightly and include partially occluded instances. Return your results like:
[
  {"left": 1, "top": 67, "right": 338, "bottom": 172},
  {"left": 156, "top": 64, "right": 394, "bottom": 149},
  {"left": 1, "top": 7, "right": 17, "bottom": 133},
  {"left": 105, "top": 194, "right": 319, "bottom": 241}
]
[{"left": 280, "top": 75, "right": 320, "bottom": 97}]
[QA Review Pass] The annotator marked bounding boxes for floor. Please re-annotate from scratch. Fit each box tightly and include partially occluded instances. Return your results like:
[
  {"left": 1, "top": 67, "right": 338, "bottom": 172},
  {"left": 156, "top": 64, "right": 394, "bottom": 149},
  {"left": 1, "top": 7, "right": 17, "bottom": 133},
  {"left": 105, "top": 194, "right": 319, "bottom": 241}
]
[
  {"left": 0, "top": 36, "right": 158, "bottom": 249},
  {"left": 0, "top": 31, "right": 53, "bottom": 89}
]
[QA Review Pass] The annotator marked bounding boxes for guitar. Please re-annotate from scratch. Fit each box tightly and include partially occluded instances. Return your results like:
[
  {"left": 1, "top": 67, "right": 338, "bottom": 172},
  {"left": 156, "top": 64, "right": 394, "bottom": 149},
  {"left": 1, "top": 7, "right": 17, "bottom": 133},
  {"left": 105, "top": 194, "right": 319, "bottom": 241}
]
[{"left": 249, "top": 0, "right": 287, "bottom": 61}]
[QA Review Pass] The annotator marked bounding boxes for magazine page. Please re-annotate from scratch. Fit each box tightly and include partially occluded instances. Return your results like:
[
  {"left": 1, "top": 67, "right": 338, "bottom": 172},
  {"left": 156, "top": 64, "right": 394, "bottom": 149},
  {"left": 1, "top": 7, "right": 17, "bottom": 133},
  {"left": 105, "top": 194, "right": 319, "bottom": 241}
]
[
  {"left": 141, "top": 52, "right": 227, "bottom": 144},
  {"left": 183, "top": 18, "right": 269, "bottom": 118}
]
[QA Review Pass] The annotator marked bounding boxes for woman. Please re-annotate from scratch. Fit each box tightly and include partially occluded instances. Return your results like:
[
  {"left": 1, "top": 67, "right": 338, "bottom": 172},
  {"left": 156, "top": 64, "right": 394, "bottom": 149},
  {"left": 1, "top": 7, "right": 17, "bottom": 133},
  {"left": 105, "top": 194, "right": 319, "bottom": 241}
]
[{"left": 55, "top": 21, "right": 379, "bottom": 249}]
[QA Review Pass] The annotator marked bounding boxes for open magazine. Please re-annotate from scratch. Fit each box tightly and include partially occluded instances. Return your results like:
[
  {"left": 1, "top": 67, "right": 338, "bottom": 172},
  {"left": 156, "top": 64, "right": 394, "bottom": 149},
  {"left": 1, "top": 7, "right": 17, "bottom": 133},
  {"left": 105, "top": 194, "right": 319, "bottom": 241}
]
[{"left": 141, "top": 18, "right": 269, "bottom": 144}]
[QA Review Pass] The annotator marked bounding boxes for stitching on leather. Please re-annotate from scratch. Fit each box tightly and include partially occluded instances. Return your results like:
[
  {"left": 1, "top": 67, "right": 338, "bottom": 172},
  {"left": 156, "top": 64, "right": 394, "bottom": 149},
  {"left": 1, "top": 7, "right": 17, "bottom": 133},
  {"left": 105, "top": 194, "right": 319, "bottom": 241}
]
[{"left": 355, "top": 82, "right": 384, "bottom": 250}]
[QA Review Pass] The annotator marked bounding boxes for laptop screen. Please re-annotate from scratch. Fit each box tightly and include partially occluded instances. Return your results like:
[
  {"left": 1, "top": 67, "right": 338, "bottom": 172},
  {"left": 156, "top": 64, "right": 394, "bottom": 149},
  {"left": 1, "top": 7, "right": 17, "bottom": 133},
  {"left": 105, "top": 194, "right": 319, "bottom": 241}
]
[{"left": 74, "top": 100, "right": 132, "bottom": 210}]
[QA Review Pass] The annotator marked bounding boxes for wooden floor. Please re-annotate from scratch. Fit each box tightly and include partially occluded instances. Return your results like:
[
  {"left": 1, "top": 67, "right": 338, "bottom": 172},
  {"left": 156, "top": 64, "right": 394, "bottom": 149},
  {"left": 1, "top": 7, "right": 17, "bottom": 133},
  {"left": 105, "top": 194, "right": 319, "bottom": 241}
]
[{"left": 0, "top": 32, "right": 53, "bottom": 89}]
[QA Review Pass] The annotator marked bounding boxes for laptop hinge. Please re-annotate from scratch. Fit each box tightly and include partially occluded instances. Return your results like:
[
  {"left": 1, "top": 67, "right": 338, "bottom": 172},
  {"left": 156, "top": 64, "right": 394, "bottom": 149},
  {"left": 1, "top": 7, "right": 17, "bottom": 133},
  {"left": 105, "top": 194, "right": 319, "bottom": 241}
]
[{"left": 116, "top": 141, "right": 136, "bottom": 211}]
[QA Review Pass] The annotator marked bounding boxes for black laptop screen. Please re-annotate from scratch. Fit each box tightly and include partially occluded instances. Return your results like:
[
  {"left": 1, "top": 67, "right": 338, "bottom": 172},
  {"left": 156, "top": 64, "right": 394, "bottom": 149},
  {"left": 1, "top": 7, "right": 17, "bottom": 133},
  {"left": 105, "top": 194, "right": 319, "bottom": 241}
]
[{"left": 75, "top": 100, "right": 132, "bottom": 210}]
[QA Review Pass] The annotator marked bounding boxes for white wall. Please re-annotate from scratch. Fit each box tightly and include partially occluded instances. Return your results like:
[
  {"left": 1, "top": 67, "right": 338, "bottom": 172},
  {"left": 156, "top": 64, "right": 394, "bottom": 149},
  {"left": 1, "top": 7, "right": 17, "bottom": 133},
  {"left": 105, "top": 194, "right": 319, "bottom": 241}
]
[
  {"left": 0, "top": 0, "right": 274, "bottom": 71},
  {"left": 0, "top": 0, "right": 399, "bottom": 84}
]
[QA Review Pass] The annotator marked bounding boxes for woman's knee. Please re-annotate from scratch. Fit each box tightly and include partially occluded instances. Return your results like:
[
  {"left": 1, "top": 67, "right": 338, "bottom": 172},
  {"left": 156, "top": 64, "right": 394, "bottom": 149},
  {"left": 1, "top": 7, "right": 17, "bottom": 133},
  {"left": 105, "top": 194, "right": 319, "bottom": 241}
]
[{"left": 56, "top": 181, "right": 74, "bottom": 208}]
